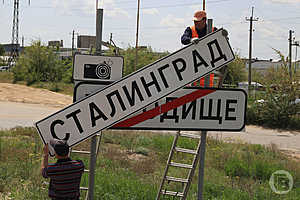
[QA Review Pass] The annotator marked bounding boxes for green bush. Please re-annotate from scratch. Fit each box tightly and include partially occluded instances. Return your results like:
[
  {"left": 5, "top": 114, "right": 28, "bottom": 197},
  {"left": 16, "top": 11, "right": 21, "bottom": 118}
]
[
  {"left": 246, "top": 66, "right": 300, "bottom": 129},
  {"left": 225, "top": 157, "right": 250, "bottom": 178},
  {"left": 12, "top": 41, "right": 71, "bottom": 86}
]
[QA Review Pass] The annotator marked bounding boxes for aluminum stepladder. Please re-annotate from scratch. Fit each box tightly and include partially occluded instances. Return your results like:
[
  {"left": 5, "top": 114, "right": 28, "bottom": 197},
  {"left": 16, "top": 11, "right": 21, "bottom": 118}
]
[
  {"left": 156, "top": 131, "right": 202, "bottom": 199},
  {"left": 155, "top": 65, "right": 228, "bottom": 200},
  {"left": 70, "top": 132, "right": 103, "bottom": 200}
]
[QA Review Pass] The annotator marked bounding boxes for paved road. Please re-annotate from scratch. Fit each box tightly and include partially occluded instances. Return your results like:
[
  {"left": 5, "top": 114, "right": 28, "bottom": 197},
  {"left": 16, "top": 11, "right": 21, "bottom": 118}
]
[
  {"left": 1, "top": 101, "right": 299, "bottom": 156},
  {"left": 0, "top": 101, "right": 61, "bottom": 129}
]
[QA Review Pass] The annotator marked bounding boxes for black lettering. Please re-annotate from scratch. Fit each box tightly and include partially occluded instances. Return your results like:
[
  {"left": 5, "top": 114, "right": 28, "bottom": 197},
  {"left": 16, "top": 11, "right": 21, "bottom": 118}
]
[
  {"left": 225, "top": 99, "right": 237, "bottom": 121},
  {"left": 192, "top": 50, "right": 209, "bottom": 73},
  {"left": 200, "top": 99, "right": 222, "bottom": 124},
  {"left": 140, "top": 72, "right": 161, "bottom": 97},
  {"left": 207, "top": 39, "right": 227, "bottom": 68},
  {"left": 143, "top": 102, "right": 159, "bottom": 119},
  {"left": 66, "top": 109, "right": 83, "bottom": 134},
  {"left": 122, "top": 81, "right": 144, "bottom": 107},
  {"left": 172, "top": 58, "right": 186, "bottom": 81},
  {"left": 50, "top": 120, "right": 70, "bottom": 141},
  {"left": 89, "top": 102, "right": 108, "bottom": 127},
  {"left": 160, "top": 97, "right": 179, "bottom": 123},
  {"left": 182, "top": 100, "right": 197, "bottom": 120},
  {"left": 106, "top": 90, "right": 126, "bottom": 117},
  {"left": 158, "top": 64, "right": 170, "bottom": 88}
]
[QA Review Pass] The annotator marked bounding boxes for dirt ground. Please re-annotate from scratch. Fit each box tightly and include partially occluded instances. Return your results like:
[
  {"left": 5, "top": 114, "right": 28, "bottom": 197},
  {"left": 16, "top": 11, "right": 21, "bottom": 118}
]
[
  {"left": 0, "top": 83, "right": 72, "bottom": 108},
  {"left": 0, "top": 83, "right": 299, "bottom": 160}
]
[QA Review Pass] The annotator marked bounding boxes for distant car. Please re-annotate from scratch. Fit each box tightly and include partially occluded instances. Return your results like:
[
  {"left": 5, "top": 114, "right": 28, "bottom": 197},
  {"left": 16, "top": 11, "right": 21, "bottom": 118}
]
[
  {"left": 238, "top": 81, "right": 264, "bottom": 90},
  {"left": 0, "top": 66, "right": 9, "bottom": 71}
]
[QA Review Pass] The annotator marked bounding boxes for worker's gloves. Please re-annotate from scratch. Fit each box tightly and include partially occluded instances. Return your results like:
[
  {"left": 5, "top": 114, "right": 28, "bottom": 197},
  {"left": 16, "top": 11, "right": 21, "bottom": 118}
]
[{"left": 191, "top": 38, "right": 200, "bottom": 44}]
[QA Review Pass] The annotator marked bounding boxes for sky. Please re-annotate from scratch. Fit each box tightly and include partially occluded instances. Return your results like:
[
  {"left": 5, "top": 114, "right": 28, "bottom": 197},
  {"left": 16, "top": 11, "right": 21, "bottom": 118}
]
[{"left": 1, "top": 0, "right": 300, "bottom": 60}]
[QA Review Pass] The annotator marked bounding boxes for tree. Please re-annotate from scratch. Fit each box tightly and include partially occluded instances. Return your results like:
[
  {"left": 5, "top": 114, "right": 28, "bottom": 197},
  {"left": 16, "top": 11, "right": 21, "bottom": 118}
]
[
  {"left": 223, "top": 54, "right": 247, "bottom": 85},
  {"left": 248, "top": 49, "right": 300, "bottom": 128},
  {"left": 105, "top": 46, "right": 169, "bottom": 76},
  {"left": 0, "top": 44, "right": 4, "bottom": 56},
  {"left": 12, "top": 41, "right": 64, "bottom": 85},
  {"left": 0, "top": 44, "right": 5, "bottom": 66}
]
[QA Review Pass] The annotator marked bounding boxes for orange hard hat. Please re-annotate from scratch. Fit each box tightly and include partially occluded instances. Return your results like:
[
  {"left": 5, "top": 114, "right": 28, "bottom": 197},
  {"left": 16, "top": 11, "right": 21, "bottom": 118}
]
[{"left": 193, "top": 10, "right": 206, "bottom": 21}]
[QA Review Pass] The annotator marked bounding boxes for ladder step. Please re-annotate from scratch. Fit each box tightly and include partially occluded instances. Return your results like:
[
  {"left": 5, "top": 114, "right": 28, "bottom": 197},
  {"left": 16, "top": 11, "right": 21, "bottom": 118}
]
[
  {"left": 179, "top": 132, "right": 201, "bottom": 139},
  {"left": 170, "top": 162, "right": 193, "bottom": 169},
  {"left": 80, "top": 187, "right": 89, "bottom": 190},
  {"left": 175, "top": 147, "right": 197, "bottom": 155},
  {"left": 71, "top": 150, "right": 91, "bottom": 154},
  {"left": 161, "top": 190, "right": 184, "bottom": 197},
  {"left": 166, "top": 176, "right": 188, "bottom": 183}
]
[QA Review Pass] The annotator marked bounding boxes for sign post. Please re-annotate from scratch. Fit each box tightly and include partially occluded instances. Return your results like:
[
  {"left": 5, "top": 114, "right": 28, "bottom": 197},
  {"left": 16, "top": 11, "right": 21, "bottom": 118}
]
[
  {"left": 89, "top": 7, "right": 103, "bottom": 200},
  {"left": 35, "top": 29, "right": 234, "bottom": 155},
  {"left": 198, "top": 18, "right": 213, "bottom": 200}
]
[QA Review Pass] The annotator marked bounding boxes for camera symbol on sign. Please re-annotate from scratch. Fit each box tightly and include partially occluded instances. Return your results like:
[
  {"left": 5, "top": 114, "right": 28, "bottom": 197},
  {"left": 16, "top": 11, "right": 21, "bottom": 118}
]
[{"left": 84, "top": 60, "right": 113, "bottom": 80}]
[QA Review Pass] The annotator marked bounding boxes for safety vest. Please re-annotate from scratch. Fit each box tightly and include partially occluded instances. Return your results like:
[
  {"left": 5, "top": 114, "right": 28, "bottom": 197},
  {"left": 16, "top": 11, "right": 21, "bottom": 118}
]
[{"left": 190, "top": 25, "right": 215, "bottom": 87}]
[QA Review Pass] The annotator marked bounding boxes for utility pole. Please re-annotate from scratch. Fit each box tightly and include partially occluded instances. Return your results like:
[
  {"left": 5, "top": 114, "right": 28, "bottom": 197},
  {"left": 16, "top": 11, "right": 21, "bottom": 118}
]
[
  {"left": 289, "top": 30, "right": 294, "bottom": 79},
  {"left": 72, "top": 30, "right": 75, "bottom": 58},
  {"left": 294, "top": 40, "right": 299, "bottom": 74},
  {"left": 4, "top": 0, "right": 31, "bottom": 67},
  {"left": 246, "top": 7, "right": 258, "bottom": 92},
  {"left": 9, "top": 0, "right": 19, "bottom": 67},
  {"left": 135, "top": 0, "right": 141, "bottom": 72}
]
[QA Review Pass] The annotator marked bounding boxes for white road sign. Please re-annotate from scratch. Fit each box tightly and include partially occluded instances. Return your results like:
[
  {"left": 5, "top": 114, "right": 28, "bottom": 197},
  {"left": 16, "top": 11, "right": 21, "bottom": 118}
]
[
  {"left": 73, "top": 54, "right": 123, "bottom": 82},
  {"left": 35, "top": 29, "right": 235, "bottom": 149},
  {"left": 73, "top": 81, "right": 114, "bottom": 102},
  {"left": 113, "top": 88, "right": 247, "bottom": 131},
  {"left": 74, "top": 83, "right": 246, "bottom": 131}
]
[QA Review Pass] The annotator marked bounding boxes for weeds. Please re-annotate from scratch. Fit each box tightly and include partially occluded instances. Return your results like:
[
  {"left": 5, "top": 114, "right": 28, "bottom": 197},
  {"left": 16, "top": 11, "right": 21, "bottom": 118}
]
[{"left": 0, "top": 127, "right": 299, "bottom": 199}]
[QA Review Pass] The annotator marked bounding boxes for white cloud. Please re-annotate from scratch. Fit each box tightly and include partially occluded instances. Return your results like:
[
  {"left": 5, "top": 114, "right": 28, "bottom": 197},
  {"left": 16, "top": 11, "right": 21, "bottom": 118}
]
[
  {"left": 105, "top": 7, "right": 130, "bottom": 18},
  {"left": 160, "top": 14, "right": 185, "bottom": 28},
  {"left": 143, "top": 8, "right": 159, "bottom": 15},
  {"left": 50, "top": 0, "right": 130, "bottom": 18},
  {"left": 264, "top": 0, "right": 300, "bottom": 3},
  {"left": 255, "top": 21, "right": 286, "bottom": 40}
]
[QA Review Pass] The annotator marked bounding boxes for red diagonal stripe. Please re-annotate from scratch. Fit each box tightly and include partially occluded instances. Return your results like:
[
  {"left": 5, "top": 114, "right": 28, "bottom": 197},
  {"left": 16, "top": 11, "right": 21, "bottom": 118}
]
[{"left": 113, "top": 89, "right": 216, "bottom": 128}]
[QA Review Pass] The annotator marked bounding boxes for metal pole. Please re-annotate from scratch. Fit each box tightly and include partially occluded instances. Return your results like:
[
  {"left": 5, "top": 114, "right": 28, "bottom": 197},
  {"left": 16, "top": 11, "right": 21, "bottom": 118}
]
[
  {"left": 295, "top": 43, "right": 298, "bottom": 74},
  {"left": 96, "top": 8, "right": 103, "bottom": 55},
  {"left": 289, "top": 30, "right": 293, "bottom": 78},
  {"left": 88, "top": 136, "right": 97, "bottom": 200},
  {"left": 88, "top": 8, "right": 103, "bottom": 200},
  {"left": 197, "top": 18, "right": 212, "bottom": 200},
  {"left": 72, "top": 30, "right": 75, "bottom": 58},
  {"left": 203, "top": 0, "right": 205, "bottom": 11},
  {"left": 248, "top": 7, "right": 254, "bottom": 93},
  {"left": 135, "top": 0, "right": 141, "bottom": 72}
]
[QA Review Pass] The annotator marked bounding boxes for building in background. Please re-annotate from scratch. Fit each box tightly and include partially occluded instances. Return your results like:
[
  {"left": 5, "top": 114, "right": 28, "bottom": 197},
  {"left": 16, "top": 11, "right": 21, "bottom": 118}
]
[
  {"left": 1, "top": 44, "right": 23, "bottom": 56},
  {"left": 77, "top": 35, "right": 96, "bottom": 49},
  {"left": 244, "top": 58, "right": 283, "bottom": 74},
  {"left": 48, "top": 40, "right": 63, "bottom": 48}
]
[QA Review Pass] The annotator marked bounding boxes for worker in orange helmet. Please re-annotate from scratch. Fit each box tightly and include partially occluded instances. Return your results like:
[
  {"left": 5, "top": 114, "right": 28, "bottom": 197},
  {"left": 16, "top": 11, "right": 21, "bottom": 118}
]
[{"left": 181, "top": 10, "right": 217, "bottom": 87}]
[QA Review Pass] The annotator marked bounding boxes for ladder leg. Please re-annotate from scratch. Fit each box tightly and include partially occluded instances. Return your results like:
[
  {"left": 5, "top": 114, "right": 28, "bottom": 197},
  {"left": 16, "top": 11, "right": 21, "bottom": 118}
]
[
  {"left": 181, "top": 138, "right": 202, "bottom": 200},
  {"left": 156, "top": 131, "right": 180, "bottom": 200}
]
